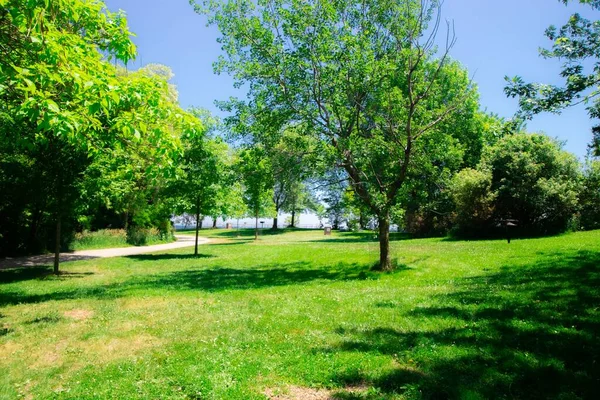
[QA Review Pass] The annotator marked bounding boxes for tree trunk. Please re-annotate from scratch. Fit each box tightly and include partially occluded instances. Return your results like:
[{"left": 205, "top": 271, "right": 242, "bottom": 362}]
[
  {"left": 54, "top": 214, "right": 61, "bottom": 275},
  {"left": 255, "top": 213, "right": 259, "bottom": 240},
  {"left": 29, "top": 207, "right": 40, "bottom": 251},
  {"left": 212, "top": 218, "right": 217, "bottom": 229},
  {"left": 194, "top": 197, "right": 200, "bottom": 256},
  {"left": 377, "top": 214, "right": 392, "bottom": 271},
  {"left": 291, "top": 210, "right": 296, "bottom": 228},
  {"left": 359, "top": 212, "right": 366, "bottom": 230}
]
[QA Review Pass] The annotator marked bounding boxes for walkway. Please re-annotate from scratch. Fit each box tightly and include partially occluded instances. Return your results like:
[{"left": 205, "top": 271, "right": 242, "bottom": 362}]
[{"left": 0, "top": 235, "right": 208, "bottom": 269}]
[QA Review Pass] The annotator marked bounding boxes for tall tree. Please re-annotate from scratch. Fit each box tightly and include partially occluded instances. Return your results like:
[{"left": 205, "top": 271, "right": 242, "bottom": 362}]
[
  {"left": 505, "top": 0, "right": 600, "bottom": 154},
  {"left": 195, "top": 0, "right": 478, "bottom": 269}
]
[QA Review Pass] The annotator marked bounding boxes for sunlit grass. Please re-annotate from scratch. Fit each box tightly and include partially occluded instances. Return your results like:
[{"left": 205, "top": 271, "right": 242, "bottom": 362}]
[{"left": 1, "top": 229, "right": 598, "bottom": 399}]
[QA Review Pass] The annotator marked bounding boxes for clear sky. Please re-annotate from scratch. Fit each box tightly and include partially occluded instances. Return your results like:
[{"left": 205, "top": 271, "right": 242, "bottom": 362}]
[{"left": 103, "top": 0, "right": 598, "bottom": 159}]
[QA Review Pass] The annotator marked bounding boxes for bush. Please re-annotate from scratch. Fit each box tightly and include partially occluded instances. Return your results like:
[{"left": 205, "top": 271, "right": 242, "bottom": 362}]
[
  {"left": 449, "top": 168, "right": 496, "bottom": 237},
  {"left": 71, "top": 229, "right": 127, "bottom": 250},
  {"left": 451, "top": 133, "right": 581, "bottom": 237},
  {"left": 126, "top": 226, "right": 173, "bottom": 246}
]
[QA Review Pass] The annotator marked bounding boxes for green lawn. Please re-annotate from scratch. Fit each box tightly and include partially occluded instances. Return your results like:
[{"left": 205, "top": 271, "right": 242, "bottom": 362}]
[{"left": 1, "top": 229, "right": 599, "bottom": 399}]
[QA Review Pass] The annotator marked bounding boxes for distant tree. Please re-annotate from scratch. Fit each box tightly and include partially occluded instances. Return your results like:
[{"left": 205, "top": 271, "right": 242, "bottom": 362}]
[
  {"left": 282, "top": 182, "right": 317, "bottom": 228},
  {"left": 196, "top": 0, "right": 479, "bottom": 270},
  {"left": 222, "top": 181, "right": 248, "bottom": 232},
  {"left": 505, "top": 0, "right": 600, "bottom": 154},
  {"left": 237, "top": 147, "right": 276, "bottom": 240},
  {"left": 269, "top": 131, "right": 313, "bottom": 229}
]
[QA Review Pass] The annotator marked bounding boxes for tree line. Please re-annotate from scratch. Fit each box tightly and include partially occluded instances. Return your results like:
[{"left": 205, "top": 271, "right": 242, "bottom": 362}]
[{"left": 1, "top": 0, "right": 599, "bottom": 273}]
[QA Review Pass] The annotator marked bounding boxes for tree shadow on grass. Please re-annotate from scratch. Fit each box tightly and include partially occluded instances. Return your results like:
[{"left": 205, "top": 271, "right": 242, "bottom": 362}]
[
  {"left": 0, "top": 267, "right": 94, "bottom": 284},
  {"left": 124, "top": 253, "right": 215, "bottom": 261},
  {"left": 307, "top": 232, "right": 412, "bottom": 244},
  {"left": 322, "top": 250, "right": 600, "bottom": 399},
  {"left": 0, "top": 261, "right": 379, "bottom": 307}
]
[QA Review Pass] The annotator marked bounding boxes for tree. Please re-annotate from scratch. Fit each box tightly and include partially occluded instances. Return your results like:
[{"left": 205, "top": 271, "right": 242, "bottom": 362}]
[
  {"left": 505, "top": 0, "right": 600, "bottom": 154},
  {"left": 269, "top": 130, "right": 314, "bottom": 229},
  {"left": 449, "top": 168, "right": 497, "bottom": 237},
  {"left": 578, "top": 158, "right": 600, "bottom": 230},
  {"left": 195, "top": 0, "right": 478, "bottom": 269},
  {"left": 237, "top": 147, "right": 275, "bottom": 240},
  {"left": 173, "top": 131, "right": 229, "bottom": 255}
]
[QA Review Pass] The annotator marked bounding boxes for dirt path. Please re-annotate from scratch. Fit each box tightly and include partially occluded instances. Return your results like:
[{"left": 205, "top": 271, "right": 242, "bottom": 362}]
[{"left": 0, "top": 235, "right": 207, "bottom": 269}]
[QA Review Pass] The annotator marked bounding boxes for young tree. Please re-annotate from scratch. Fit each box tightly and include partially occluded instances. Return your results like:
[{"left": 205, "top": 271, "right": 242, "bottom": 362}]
[
  {"left": 195, "top": 0, "right": 478, "bottom": 269},
  {"left": 173, "top": 133, "right": 229, "bottom": 255},
  {"left": 505, "top": 0, "right": 600, "bottom": 154},
  {"left": 237, "top": 147, "right": 276, "bottom": 240},
  {"left": 269, "top": 130, "right": 313, "bottom": 229}
]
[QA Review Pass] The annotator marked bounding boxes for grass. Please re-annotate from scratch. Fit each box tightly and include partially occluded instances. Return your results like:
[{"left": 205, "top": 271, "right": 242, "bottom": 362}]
[
  {"left": 1, "top": 229, "right": 599, "bottom": 399},
  {"left": 69, "top": 229, "right": 173, "bottom": 251}
]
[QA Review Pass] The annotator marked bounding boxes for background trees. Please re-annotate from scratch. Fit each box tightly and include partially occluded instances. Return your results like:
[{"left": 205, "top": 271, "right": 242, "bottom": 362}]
[{"left": 0, "top": 1, "right": 202, "bottom": 271}]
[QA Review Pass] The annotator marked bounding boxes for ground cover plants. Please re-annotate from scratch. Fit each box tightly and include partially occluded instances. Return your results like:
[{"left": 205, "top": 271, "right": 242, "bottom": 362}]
[{"left": 1, "top": 229, "right": 598, "bottom": 399}]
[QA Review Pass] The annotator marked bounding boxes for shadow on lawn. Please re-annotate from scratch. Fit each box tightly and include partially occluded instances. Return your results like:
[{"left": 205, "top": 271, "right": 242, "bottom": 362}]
[
  {"left": 0, "top": 261, "right": 377, "bottom": 307},
  {"left": 308, "top": 232, "right": 412, "bottom": 244},
  {"left": 324, "top": 250, "right": 600, "bottom": 399},
  {"left": 124, "top": 253, "right": 215, "bottom": 261},
  {"left": 0, "top": 267, "right": 94, "bottom": 284}
]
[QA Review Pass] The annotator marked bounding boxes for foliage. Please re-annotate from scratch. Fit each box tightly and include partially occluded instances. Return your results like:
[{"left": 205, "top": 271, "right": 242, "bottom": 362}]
[
  {"left": 0, "top": 1, "right": 197, "bottom": 269},
  {"left": 69, "top": 229, "right": 128, "bottom": 251},
  {"left": 126, "top": 226, "right": 173, "bottom": 246},
  {"left": 505, "top": 0, "right": 600, "bottom": 154},
  {"left": 400, "top": 112, "right": 514, "bottom": 237}
]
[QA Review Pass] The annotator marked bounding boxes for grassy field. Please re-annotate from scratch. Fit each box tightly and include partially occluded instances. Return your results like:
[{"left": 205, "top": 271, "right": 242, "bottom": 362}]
[{"left": 1, "top": 229, "right": 599, "bottom": 399}]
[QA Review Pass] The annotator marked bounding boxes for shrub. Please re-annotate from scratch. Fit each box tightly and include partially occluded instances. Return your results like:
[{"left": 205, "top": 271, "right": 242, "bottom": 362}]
[
  {"left": 451, "top": 133, "right": 581, "bottom": 237},
  {"left": 126, "top": 226, "right": 173, "bottom": 246},
  {"left": 449, "top": 168, "right": 497, "bottom": 237}
]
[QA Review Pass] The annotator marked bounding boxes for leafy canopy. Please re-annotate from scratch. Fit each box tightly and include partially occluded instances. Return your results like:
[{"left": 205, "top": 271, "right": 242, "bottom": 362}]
[{"left": 505, "top": 0, "right": 600, "bottom": 154}]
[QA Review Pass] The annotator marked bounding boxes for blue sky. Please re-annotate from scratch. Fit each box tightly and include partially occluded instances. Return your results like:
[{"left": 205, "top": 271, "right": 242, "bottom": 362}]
[{"left": 104, "top": 0, "right": 598, "bottom": 159}]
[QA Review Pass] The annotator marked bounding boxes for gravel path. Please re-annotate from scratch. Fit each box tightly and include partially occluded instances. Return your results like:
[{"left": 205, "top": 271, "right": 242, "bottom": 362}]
[{"left": 0, "top": 234, "right": 207, "bottom": 269}]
